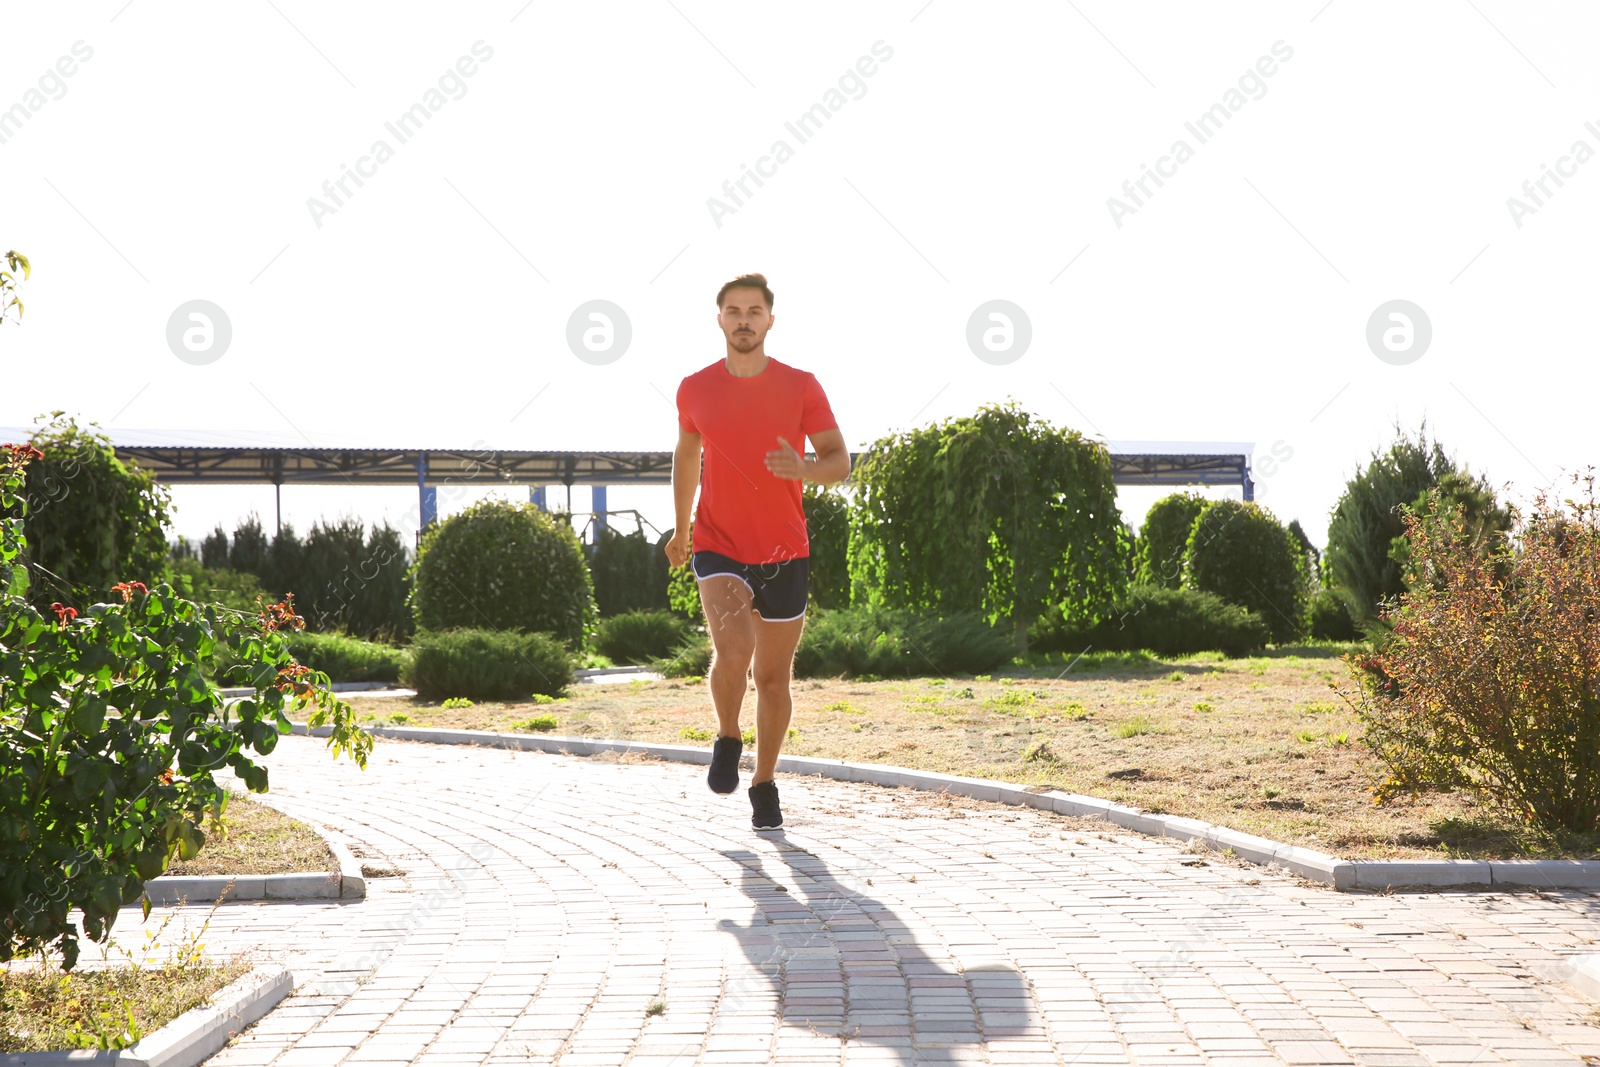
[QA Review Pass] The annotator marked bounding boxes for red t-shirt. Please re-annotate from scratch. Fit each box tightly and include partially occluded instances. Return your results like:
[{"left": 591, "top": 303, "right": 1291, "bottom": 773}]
[{"left": 676, "top": 356, "right": 838, "bottom": 564}]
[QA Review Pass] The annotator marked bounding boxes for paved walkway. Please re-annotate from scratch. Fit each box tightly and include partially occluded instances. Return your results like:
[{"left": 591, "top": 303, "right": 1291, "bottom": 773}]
[{"left": 111, "top": 735, "right": 1600, "bottom": 1066}]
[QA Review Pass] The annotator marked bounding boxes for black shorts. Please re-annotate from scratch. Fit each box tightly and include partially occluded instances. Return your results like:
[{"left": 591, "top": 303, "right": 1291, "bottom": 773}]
[{"left": 692, "top": 550, "right": 810, "bottom": 622}]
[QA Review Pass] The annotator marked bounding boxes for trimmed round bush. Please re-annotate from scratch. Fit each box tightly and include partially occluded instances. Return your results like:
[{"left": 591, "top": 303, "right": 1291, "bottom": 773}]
[
  {"left": 1030, "top": 585, "right": 1269, "bottom": 658},
  {"left": 1184, "top": 500, "right": 1307, "bottom": 644},
  {"left": 596, "top": 609, "right": 692, "bottom": 665},
  {"left": 405, "top": 628, "right": 574, "bottom": 700},
  {"left": 409, "top": 500, "right": 596, "bottom": 648},
  {"left": 1134, "top": 492, "right": 1207, "bottom": 589}
]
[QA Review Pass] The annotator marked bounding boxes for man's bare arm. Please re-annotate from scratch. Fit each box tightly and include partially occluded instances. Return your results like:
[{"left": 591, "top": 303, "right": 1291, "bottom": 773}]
[
  {"left": 672, "top": 428, "right": 701, "bottom": 530},
  {"left": 804, "top": 427, "right": 850, "bottom": 486}
]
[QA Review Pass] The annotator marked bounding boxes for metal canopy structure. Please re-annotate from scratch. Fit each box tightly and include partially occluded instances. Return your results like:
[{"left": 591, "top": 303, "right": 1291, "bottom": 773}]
[
  {"left": 108, "top": 445, "right": 678, "bottom": 488},
  {"left": 0, "top": 429, "right": 1255, "bottom": 530},
  {"left": 1105, "top": 441, "right": 1257, "bottom": 497}
]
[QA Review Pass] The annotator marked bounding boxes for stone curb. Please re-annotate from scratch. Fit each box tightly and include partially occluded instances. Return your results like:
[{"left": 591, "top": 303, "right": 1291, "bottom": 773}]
[
  {"left": 574, "top": 665, "right": 663, "bottom": 679},
  {"left": 141, "top": 872, "right": 342, "bottom": 906},
  {"left": 217, "top": 667, "right": 657, "bottom": 699},
  {"left": 290, "top": 723, "right": 1600, "bottom": 893},
  {"left": 1567, "top": 955, "right": 1600, "bottom": 1000},
  {"left": 141, "top": 816, "right": 361, "bottom": 905},
  {"left": 0, "top": 965, "right": 292, "bottom": 1067},
  {"left": 217, "top": 681, "right": 393, "bottom": 698},
  {"left": 324, "top": 835, "right": 368, "bottom": 901}
]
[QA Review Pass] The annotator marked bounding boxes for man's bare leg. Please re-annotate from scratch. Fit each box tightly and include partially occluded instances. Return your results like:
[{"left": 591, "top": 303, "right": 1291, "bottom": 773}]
[
  {"left": 699, "top": 575, "right": 756, "bottom": 739},
  {"left": 750, "top": 613, "right": 806, "bottom": 784}
]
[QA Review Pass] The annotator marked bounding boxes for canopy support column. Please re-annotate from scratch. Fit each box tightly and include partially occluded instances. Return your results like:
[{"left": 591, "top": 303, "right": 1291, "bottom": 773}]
[{"left": 417, "top": 451, "right": 437, "bottom": 530}]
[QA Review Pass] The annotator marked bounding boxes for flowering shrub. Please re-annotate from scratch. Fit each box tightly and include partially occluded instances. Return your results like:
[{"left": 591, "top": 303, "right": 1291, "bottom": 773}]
[
  {"left": 0, "top": 444, "right": 372, "bottom": 969},
  {"left": 1345, "top": 472, "right": 1600, "bottom": 833}
]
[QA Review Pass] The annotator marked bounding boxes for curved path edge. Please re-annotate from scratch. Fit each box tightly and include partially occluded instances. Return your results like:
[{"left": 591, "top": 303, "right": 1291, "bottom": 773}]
[
  {"left": 142, "top": 821, "right": 364, "bottom": 906},
  {"left": 292, "top": 721, "right": 1600, "bottom": 892}
]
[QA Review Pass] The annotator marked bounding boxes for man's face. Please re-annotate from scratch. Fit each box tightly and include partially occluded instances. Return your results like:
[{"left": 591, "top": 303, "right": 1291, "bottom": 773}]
[{"left": 718, "top": 288, "right": 773, "bottom": 353}]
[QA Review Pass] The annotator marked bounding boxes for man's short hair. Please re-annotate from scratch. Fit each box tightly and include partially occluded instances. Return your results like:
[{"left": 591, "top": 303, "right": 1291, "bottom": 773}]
[{"left": 716, "top": 272, "right": 774, "bottom": 311}]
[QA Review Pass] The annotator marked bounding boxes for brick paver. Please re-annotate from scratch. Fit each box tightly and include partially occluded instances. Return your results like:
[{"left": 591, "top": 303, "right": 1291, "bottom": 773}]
[{"left": 105, "top": 735, "right": 1600, "bottom": 1065}]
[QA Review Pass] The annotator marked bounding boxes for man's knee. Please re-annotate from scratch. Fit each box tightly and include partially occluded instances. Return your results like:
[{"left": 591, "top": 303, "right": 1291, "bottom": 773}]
[
  {"left": 712, "top": 644, "right": 755, "bottom": 674},
  {"left": 752, "top": 666, "right": 792, "bottom": 696}
]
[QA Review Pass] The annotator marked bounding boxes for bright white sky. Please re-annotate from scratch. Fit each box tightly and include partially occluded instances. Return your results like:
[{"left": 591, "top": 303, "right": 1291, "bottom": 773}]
[{"left": 3, "top": 1, "right": 1594, "bottom": 552}]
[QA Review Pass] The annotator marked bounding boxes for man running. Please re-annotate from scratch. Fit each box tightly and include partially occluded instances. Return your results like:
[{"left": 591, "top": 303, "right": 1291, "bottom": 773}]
[{"left": 664, "top": 273, "right": 850, "bottom": 831}]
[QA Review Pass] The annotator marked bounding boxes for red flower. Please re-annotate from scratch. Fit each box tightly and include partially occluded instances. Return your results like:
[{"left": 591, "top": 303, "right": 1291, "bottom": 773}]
[
  {"left": 110, "top": 581, "right": 149, "bottom": 602},
  {"left": 49, "top": 602, "right": 79, "bottom": 627}
]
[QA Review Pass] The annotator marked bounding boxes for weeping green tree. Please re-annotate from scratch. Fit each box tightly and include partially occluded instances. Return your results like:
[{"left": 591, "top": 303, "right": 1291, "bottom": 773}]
[{"left": 847, "top": 402, "right": 1129, "bottom": 653}]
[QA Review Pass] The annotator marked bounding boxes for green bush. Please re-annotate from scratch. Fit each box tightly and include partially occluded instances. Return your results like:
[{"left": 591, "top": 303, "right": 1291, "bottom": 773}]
[
  {"left": 200, "top": 525, "right": 229, "bottom": 569},
  {"left": 595, "top": 609, "right": 692, "bottom": 665},
  {"left": 665, "top": 523, "right": 702, "bottom": 621},
  {"left": 1325, "top": 423, "right": 1510, "bottom": 623},
  {"left": 1031, "top": 584, "right": 1270, "bottom": 658},
  {"left": 212, "top": 517, "right": 412, "bottom": 641},
  {"left": 654, "top": 632, "right": 711, "bottom": 678},
  {"left": 1306, "top": 586, "right": 1360, "bottom": 641},
  {"left": 792, "top": 606, "right": 1015, "bottom": 678},
  {"left": 13, "top": 415, "right": 172, "bottom": 610},
  {"left": 409, "top": 500, "right": 596, "bottom": 648},
  {"left": 227, "top": 515, "right": 269, "bottom": 578},
  {"left": 281, "top": 631, "right": 406, "bottom": 684},
  {"left": 655, "top": 607, "right": 1016, "bottom": 679},
  {"left": 1134, "top": 492, "right": 1206, "bottom": 589},
  {"left": 587, "top": 524, "right": 670, "bottom": 617},
  {"left": 404, "top": 628, "right": 575, "bottom": 701},
  {"left": 1287, "top": 518, "right": 1321, "bottom": 583},
  {"left": 1348, "top": 478, "right": 1600, "bottom": 833},
  {"left": 295, "top": 519, "right": 412, "bottom": 641},
  {"left": 168, "top": 557, "right": 270, "bottom": 615},
  {"left": 804, "top": 484, "right": 851, "bottom": 609},
  {"left": 1184, "top": 500, "right": 1307, "bottom": 644}
]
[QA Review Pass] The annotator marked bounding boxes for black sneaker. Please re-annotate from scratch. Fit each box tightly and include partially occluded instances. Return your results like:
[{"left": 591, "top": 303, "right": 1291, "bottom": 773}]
[
  {"left": 707, "top": 735, "right": 742, "bottom": 795},
  {"left": 749, "top": 779, "right": 783, "bottom": 831}
]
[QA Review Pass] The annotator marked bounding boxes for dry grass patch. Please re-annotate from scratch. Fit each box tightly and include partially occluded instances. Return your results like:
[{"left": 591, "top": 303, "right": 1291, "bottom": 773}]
[
  {"left": 1, "top": 906, "right": 248, "bottom": 1053},
  {"left": 0, "top": 959, "right": 251, "bottom": 1053},
  {"left": 344, "top": 646, "right": 1589, "bottom": 860},
  {"left": 0, "top": 958, "right": 250, "bottom": 1053},
  {"left": 166, "top": 794, "right": 333, "bottom": 877}
]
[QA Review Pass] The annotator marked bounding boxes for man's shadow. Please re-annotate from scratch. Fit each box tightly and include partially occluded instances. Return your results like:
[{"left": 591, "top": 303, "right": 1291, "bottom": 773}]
[{"left": 717, "top": 846, "right": 1040, "bottom": 1061}]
